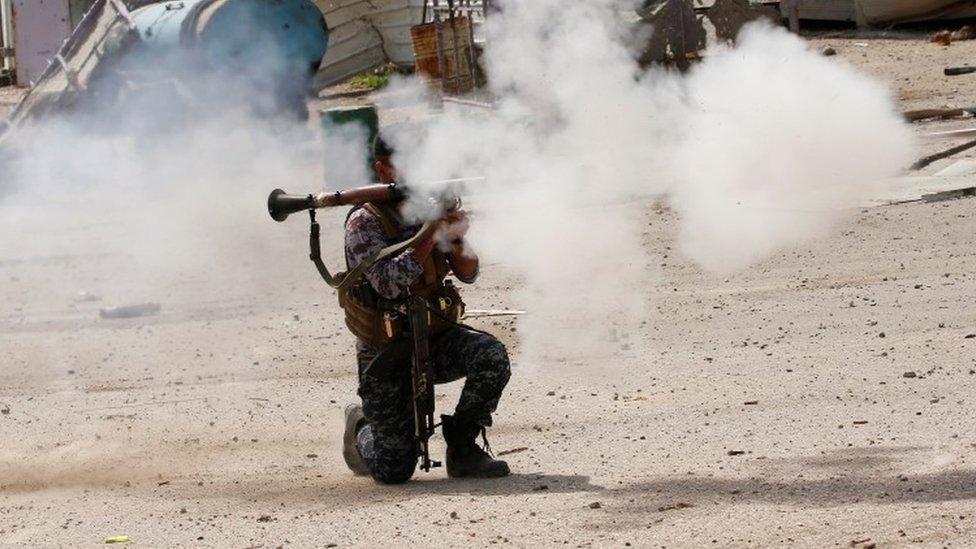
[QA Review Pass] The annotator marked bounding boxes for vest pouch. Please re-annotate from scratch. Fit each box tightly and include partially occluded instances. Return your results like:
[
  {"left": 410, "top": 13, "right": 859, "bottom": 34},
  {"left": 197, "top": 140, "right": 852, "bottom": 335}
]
[{"left": 338, "top": 284, "right": 405, "bottom": 348}]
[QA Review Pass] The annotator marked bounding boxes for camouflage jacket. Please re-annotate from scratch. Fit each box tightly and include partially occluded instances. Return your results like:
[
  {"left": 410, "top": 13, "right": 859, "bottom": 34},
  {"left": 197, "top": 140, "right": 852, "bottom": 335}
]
[{"left": 344, "top": 206, "right": 423, "bottom": 300}]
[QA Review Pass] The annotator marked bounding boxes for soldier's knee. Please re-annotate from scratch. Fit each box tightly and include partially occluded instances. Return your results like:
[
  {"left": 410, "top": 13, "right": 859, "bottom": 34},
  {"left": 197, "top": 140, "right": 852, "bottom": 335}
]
[
  {"left": 371, "top": 457, "right": 416, "bottom": 484},
  {"left": 482, "top": 338, "right": 511, "bottom": 384}
]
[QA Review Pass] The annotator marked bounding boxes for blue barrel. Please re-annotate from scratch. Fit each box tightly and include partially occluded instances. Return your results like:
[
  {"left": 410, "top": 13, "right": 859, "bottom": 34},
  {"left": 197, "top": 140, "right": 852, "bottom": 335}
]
[
  {"left": 132, "top": 0, "right": 327, "bottom": 69},
  {"left": 129, "top": 0, "right": 328, "bottom": 118}
]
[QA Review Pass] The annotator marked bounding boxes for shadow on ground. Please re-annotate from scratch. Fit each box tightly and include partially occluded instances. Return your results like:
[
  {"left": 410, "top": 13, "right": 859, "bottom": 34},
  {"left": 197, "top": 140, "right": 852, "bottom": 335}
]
[
  {"left": 199, "top": 472, "right": 605, "bottom": 505},
  {"left": 608, "top": 446, "right": 976, "bottom": 514}
]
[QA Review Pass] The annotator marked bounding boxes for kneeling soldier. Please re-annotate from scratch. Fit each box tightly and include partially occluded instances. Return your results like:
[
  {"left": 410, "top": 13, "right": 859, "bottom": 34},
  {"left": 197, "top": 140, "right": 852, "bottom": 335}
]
[{"left": 341, "top": 136, "right": 512, "bottom": 484}]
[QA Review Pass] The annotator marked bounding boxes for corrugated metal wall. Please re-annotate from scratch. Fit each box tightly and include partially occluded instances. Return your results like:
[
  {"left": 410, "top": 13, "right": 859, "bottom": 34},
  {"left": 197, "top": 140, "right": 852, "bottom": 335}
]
[{"left": 314, "top": 0, "right": 424, "bottom": 89}]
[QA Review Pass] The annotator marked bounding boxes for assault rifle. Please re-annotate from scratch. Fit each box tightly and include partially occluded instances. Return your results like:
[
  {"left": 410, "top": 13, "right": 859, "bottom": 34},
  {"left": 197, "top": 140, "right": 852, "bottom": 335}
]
[{"left": 407, "top": 294, "right": 439, "bottom": 471}]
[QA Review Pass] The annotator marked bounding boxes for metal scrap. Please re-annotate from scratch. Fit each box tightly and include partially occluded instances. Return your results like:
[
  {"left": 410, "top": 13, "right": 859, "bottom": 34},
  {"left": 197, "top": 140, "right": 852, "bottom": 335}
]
[
  {"left": 99, "top": 302, "right": 161, "bottom": 319},
  {"left": 704, "top": 0, "right": 778, "bottom": 43}
]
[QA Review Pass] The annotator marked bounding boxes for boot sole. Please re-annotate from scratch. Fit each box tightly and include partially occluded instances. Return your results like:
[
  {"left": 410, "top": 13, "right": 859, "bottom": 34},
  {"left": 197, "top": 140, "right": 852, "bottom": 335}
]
[
  {"left": 447, "top": 463, "right": 511, "bottom": 478},
  {"left": 342, "top": 404, "right": 370, "bottom": 476}
]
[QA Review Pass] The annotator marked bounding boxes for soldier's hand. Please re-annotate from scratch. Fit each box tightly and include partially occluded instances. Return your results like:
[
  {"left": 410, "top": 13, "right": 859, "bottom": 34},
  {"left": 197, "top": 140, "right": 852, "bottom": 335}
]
[{"left": 438, "top": 209, "right": 470, "bottom": 242}]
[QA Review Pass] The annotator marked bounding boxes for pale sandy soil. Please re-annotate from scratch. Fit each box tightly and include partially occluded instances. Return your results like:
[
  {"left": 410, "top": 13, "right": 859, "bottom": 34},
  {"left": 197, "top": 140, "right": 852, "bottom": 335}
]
[
  {"left": 0, "top": 86, "right": 24, "bottom": 120},
  {"left": 2, "top": 29, "right": 976, "bottom": 548}
]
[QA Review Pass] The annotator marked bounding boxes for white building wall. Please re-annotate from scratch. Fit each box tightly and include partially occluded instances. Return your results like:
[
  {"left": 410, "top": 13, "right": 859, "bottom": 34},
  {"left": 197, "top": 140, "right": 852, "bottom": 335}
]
[{"left": 12, "top": 0, "right": 73, "bottom": 87}]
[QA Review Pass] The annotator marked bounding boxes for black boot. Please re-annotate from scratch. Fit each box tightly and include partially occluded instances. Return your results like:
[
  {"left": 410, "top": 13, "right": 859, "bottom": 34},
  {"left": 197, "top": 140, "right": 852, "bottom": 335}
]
[{"left": 442, "top": 414, "right": 510, "bottom": 478}]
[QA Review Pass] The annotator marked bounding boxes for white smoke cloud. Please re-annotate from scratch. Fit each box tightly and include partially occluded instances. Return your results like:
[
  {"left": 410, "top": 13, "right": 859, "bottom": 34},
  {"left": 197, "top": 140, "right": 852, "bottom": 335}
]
[
  {"left": 673, "top": 24, "right": 913, "bottom": 273},
  {"left": 379, "top": 1, "right": 913, "bottom": 364},
  {"left": 0, "top": 37, "right": 324, "bottom": 311},
  {"left": 0, "top": 0, "right": 913, "bottom": 369}
]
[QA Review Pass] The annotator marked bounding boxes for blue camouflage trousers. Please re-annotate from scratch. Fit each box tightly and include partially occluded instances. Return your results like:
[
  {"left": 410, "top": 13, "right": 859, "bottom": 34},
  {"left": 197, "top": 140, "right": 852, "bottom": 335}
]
[{"left": 355, "top": 325, "right": 511, "bottom": 484}]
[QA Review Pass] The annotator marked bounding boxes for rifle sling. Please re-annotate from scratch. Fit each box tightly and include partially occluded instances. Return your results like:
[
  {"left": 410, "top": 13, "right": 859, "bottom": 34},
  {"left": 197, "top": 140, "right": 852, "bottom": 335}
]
[{"left": 308, "top": 209, "right": 434, "bottom": 291}]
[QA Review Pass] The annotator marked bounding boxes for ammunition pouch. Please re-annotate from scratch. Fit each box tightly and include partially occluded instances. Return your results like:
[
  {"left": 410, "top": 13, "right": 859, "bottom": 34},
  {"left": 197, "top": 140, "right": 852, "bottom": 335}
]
[{"left": 338, "top": 278, "right": 465, "bottom": 349}]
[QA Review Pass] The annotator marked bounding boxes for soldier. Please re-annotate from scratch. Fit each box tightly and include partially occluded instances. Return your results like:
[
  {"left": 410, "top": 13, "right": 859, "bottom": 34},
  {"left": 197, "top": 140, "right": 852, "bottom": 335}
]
[{"left": 340, "top": 136, "right": 512, "bottom": 484}]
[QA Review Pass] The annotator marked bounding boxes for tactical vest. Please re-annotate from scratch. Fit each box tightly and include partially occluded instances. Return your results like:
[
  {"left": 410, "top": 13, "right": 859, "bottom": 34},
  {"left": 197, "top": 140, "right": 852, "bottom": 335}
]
[{"left": 338, "top": 202, "right": 465, "bottom": 348}]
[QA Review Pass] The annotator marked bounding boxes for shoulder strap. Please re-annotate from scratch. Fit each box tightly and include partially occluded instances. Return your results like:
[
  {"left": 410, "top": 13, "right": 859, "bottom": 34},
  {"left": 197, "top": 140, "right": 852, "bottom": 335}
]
[
  {"left": 361, "top": 202, "right": 401, "bottom": 239},
  {"left": 331, "top": 204, "right": 431, "bottom": 292}
]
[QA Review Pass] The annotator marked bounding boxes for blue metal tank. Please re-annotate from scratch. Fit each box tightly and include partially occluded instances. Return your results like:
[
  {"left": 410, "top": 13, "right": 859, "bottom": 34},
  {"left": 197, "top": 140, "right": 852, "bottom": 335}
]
[
  {"left": 131, "top": 0, "right": 327, "bottom": 70},
  {"left": 127, "top": 0, "right": 328, "bottom": 119}
]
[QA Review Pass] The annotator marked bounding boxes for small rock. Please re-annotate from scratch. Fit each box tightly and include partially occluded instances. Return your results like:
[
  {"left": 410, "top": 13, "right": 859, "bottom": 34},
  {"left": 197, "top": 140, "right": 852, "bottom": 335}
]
[
  {"left": 99, "top": 302, "right": 161, "bottom": 320},
  {"left": 75, "top": 290, "right": 101, "bottom": 303},
  {"left": 821, "top": 46, "right": 837, "bottom": 56},
  {"left": 450, "top": 511, "right": 459, "bottom": 519},
  {"left": 953, "top": 24, "right": 975, "bottom": 41},
  {"left": 965, "top": 334, "right": 975, "bottom": 339},
  {"left": 588, "top": 502, "right": 602, "bottom": 509},
  {"left": 658, "top": 502, "right": 695, "bottom": 512},
  {"left": 932, "top": 30, "right": 953, "bottom": 46},
  {"left": 903, "top": 371, "right": 917, "bottom": 378},
  {"left": 257, "top": 515, "right": 273, "bottom": 523},
  {"left": 727, "top": 450, "right": 746, "bottom": 456}
]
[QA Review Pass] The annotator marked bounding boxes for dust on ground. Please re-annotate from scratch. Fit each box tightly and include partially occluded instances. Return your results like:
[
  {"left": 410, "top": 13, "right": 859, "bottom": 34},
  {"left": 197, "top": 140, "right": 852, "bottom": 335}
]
[
  {"left": 0, "top": 86, "right": 25, "bottom": 119},
  {"left": 2, "top": 30, "right": 976, "bottom": 547}
]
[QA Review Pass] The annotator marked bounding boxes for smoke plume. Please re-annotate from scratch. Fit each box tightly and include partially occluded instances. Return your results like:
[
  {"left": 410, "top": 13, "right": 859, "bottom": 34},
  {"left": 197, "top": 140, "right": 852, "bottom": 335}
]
[
  {"left": 0, "top": 0, "right": 914, "bottom": 369},
  {"left": 381, "top": 1, "right": 913, "bottom": 363}
]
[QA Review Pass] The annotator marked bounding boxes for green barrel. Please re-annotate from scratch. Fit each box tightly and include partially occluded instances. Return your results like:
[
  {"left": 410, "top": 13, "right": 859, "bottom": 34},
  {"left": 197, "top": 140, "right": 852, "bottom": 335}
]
[{"left": 320, "top": 104, "right": 380, "bottom": 179}]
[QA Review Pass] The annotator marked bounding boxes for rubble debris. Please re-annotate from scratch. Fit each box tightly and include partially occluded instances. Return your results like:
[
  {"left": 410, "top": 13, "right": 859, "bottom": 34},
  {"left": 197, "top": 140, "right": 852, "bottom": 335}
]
[
  {"left": 705, "top": 0, "right": 778, "bottom": 44},
  {"left": 75, "top": 290, "right": 102, "bottom": 303},
  {"left": 945, "top": 66, "right": 976, "bottom": 76},
  {"left": 99, "top": 303, "right": 161, "bottom": 319},
  {"left": 637, "top": 0, "right": 705, "bottom": 69},
  {"left": 103, "top": 535, "right": 130, "bottom": 544},
  {"left": 0, "top": 0, "right": 139, "bottom": 146},
  {"left": 658, "top": 502, "right": 695, "bottom": 512},
  {"left": 931, "top": 30, "right": 953, "bottom": 46},
  {"left": 904, "top": 107, "right": 976, "bottom": 122},
  {"left": 463, "top": 309, "right": 527, "bottom": 319},
  {"left": 912, "top": 138, "right": 976, "bottom": 170},
  {"left": 497, "top": 446, "right": 529, "bottom": 457},
  {"left": 955, "top": 25, "right": 976, "bottom": 41},
  {"left": 931, "top": 25, "right": 976, "bottom": 46}
]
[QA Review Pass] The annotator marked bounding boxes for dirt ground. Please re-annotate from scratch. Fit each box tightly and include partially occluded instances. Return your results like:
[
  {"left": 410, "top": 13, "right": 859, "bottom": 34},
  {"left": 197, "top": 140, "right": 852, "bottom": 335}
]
[{"left": 3, "top": 28, "right": 976, "bottom": 548}]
